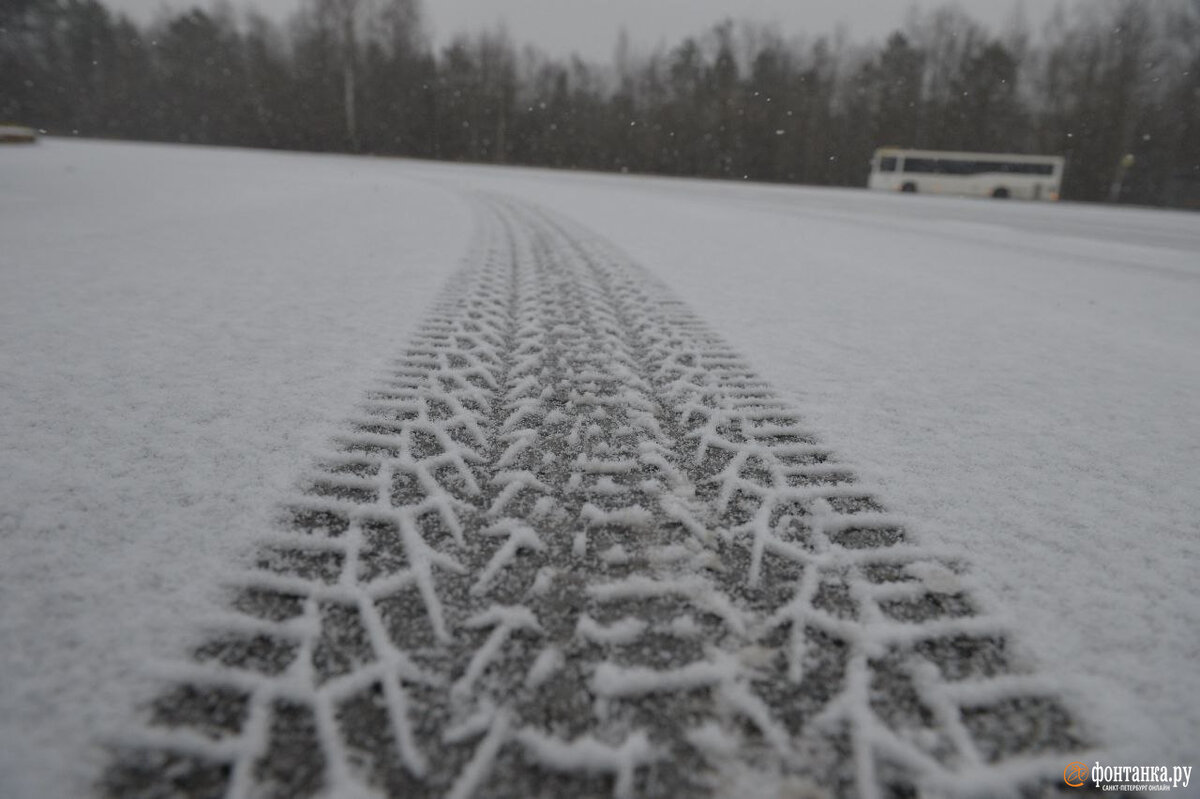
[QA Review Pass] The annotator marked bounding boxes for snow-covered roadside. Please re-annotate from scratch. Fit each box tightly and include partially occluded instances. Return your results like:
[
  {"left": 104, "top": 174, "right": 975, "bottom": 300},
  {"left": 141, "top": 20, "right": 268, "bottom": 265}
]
[
  {"left": 0, "top": 140, "right": 471, "bottom": 798},
  {"left": 423, "top": 162, "right": 1200, "bottom": 768}
]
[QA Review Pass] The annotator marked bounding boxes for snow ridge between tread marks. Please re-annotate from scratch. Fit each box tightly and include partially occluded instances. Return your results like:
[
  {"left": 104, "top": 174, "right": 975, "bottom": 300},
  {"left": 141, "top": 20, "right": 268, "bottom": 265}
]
[{"left": 102, "top": 194, "right": 1093, "bottom": 799}]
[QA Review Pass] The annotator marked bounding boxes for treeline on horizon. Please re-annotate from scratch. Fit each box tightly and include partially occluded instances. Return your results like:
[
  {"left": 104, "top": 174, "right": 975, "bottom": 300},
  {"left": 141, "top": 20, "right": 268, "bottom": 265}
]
[{"left": 2, "top": 0, "right": 1198, "bottom": 205}]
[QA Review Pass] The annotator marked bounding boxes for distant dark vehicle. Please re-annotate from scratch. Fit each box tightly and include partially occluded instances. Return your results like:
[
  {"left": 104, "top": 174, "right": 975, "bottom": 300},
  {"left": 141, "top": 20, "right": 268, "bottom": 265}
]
[
  {"left": 1164, "top": 172, "right": 1200, "bottom": 210},
  {"left": 0, "top": 125, "right": 37, "bottom": 143},
  {"left": 869, "top": 147, "right": 1064, "bottom": 201}
]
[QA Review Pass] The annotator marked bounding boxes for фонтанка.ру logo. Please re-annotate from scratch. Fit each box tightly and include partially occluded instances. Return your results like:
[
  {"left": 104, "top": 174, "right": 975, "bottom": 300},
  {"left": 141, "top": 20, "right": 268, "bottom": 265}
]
[{"left": 1064, "top": 761, "right": 1193, "bottom": 792}]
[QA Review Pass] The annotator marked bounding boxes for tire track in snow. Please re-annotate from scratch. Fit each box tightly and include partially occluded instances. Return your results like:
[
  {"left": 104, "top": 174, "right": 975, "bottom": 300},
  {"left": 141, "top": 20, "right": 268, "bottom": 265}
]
[{"left": 101, "top": 195, "right": 1095, "bottom": 799}]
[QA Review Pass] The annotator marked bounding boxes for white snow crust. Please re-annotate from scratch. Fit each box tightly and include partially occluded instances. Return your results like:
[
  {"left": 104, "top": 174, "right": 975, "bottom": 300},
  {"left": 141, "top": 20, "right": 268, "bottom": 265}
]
[
  {"left": 0, "top": 140, "right": 470, "bottom": 798},
  {"left": 2, "top": 138, "right": 1199, "bottom": 795}
]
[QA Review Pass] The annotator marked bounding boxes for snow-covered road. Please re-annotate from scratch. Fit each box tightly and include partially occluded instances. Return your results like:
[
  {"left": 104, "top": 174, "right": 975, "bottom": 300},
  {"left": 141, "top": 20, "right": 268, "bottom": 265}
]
[{"left": 1, "top": 140, "right": 1198, "bottom": 798}]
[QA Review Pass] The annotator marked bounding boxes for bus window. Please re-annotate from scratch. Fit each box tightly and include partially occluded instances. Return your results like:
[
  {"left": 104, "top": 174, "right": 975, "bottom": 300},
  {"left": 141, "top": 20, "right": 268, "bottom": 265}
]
[
  {"left": 903, "top": 158, "right": 936, "bottom": 173},
  {"left": 880, "top": 156, "right": 898, "bottom": 173}
]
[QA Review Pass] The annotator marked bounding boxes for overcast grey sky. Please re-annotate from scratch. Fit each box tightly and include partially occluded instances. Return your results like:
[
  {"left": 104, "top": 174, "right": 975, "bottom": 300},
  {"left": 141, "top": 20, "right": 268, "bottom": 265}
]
[{"left": 102, "top": 0, "right": 1044, "bottom": 61}]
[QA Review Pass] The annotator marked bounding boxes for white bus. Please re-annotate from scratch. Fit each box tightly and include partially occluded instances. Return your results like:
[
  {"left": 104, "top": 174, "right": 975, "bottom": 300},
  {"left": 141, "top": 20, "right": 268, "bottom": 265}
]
[{"left": 868, "top": 147, "right": 1064, "bottom": 201}]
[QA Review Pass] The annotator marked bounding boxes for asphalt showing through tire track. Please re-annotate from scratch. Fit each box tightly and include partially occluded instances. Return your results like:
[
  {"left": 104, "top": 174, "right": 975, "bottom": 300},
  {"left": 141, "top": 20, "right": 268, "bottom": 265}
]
[{"left": 102, "top": 195, "right": 1094, "bottom": 798}]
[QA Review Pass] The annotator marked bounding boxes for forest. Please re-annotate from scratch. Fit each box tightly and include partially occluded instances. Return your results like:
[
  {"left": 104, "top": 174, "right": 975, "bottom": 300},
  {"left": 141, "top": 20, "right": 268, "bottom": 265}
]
[{"left": 2, "top": 0, "right": 1198, "bottom": 205}]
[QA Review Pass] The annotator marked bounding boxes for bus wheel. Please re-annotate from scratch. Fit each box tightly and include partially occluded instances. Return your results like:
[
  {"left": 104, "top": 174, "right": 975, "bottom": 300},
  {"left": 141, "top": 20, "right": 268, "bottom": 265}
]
[
  {"left": 901, "top": 182, "right": 917, "bottom": 193},
  {"left": 992, "top": 187, "right": 1010, "bottom": 198}
]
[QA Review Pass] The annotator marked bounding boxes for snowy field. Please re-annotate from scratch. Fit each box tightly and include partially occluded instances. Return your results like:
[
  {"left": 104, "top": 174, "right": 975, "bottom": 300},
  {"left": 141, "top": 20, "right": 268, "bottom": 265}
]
[{"left": 1, "top": 139, "right": 1198, "bottom": 797}]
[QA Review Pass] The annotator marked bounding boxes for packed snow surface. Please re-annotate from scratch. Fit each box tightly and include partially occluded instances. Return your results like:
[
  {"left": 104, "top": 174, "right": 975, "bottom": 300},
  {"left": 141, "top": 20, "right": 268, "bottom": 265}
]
[
  {"left": 1, "top": 139, "right": 1198, "bottom": 797},
  {"left": 0, "top": 140, "right": 470, "bottom": 797}
]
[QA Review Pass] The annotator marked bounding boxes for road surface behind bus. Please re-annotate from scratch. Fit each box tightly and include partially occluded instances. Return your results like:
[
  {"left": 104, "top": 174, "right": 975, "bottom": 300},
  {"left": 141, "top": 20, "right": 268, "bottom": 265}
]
[{"left": 1, "top": 140, "right": 1197, "bottom": 798}]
